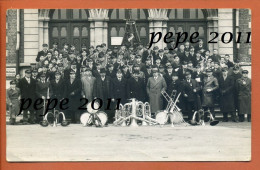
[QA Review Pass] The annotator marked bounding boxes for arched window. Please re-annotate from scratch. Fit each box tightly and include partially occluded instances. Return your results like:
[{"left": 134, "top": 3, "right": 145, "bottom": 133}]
[
  {"left": 50, "top": 9, "right": 88, "bottom": 20},
  {"left": 110, "top": 9, "right": 147, "bottom": 20},
  {"left": 49, "top": 9, "right": 89, "bottom": 50}
]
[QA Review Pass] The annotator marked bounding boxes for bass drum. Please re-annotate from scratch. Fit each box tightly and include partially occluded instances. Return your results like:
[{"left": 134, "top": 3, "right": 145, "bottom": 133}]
[
  {"left": 96, "top": 111, "right": 108, "bottom": 126},
  {"left": 80, "top": 112, "right": 91, "bottom": 126},
  {"left": 155, "top": 110, "right": 169, "bottom": 125},
  {"left": 87, "top": 102, "right": 99, "bottom": 114}
]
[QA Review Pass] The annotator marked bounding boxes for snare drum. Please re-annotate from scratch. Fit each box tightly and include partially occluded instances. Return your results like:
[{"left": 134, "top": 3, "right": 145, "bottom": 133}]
[{"left": 155, "top": 110, "right": 169, "bottom": 125}]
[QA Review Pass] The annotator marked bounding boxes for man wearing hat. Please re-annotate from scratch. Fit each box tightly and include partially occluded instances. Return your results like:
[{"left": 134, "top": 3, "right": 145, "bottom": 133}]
[
  {"left": 63, "top": 70, "right": 82, "bottom": 123},
  {"left": 93, "top": 68, "right": 112, "bottom": 119},
  {"left": 6, "top": 80, "right": 21, "bottom": 125},
  {"left": 126, "top": 70, "right": 146, "bottom": 102},
  {"left": 18, "top": 70, "right": 37, "bottom": 124},
  {"left": 121, "top": 65, "right": 131, "bottom": 80},
  {"left": 81, "top": 67, "right": 96, "bottom": 101},
  {"left": 236, "top": 70, "right": 251, "bottom": 122},
  {"left": 60, "top": 43, "right": 69, "bottom": 55},
  {"left": 230, "top": 65, "right": 242, "bottom": 114},
  {"left": 146, "top": 66, "right": 167, "bottom": 116},
  {"left": 111, "top": 69, "right": 127, "bottom": 105},
  {"left": 35, "top": 72, "right": 52, "bottom": 112},
  {"left": 201, "top": 68, "right": 219, "bottom": 118},
  {"left": 106, "top": 64, "right": 116, "bottom": 78},
  {"left": 178, "top": 61, "right": 188, "bottom": 81},
  {"left": 50, "top": 42, "right": 59, "bottom": 55},
  {"left": 157, "top": 49, "right": 168, "bottom": 65},
  {"left": 141, "top": 44, "right": 152, "bottom": 63},
  {"left": 64, "top": 61, "right": 80, "bottom": 80},
  {"left": 164, "top": 65, "right": 174, "bottom": 88},
  {"left": 31, "top": 68, "right": 38, "bottom": 81},
  {"left": 182, "top": 71, "right": 201, "bottom": 121},
  {"left": 218, "top": 67, "right": 237, "bottom": 122},
  {"left": 36, "top": 44, "right": 49, "bottom": 62},
  {"left": 50, "top": 71, "right": 64, "bottom": 103}
]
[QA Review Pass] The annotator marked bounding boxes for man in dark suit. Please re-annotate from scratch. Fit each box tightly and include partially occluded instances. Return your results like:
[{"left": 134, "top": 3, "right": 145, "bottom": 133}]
[
  {"left": 36, "top": 44, "right": 49, "bottom": 62},
  {"left": 111, "top": 69, "right": 127, "bottom": 105},
  {"left": 35, "top": 73, "right": 52, "bottom": 123},
  {"left": 64, "top": 61, "right": 80, "bottom": 80},
  {"left": 210, "top": 49, "right": 221, "bottom": 62},
  {"left": 126, "top": 70, "right": 146, "bottom": 102},
  {"left": 50, "top": 71, "right": 64, "bottom": 103},
  {"left": 63, "top": 71, "right": 82, "bottom": 123},
  {"left": 182, "top": 71, "right": 201, "bottom": 121},
  {"left": 18, "top": 70, "right": 37, "bottom": 124},
  {"left": 218, "top": 67, "right": 237, "bottom": 122}
]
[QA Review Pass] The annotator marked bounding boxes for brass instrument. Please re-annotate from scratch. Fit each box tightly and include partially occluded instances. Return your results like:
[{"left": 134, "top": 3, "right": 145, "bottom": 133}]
[
  {"left": 113, "top": 98, "right": 160, "bottom": 127},
  {"left": 158, "top": 90, "right": 186, "bottom": 127},
  {"left": 189, "top": 109, "right": 219, "bottom": 126}
]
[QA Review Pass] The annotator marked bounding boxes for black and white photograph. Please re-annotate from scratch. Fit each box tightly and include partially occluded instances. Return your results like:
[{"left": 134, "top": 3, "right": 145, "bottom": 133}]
[{"left": 5, "top": 8, "right": 251, "bottom": 161}]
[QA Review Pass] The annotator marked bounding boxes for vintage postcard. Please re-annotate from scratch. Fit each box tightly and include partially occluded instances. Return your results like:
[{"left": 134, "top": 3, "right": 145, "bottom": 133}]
[{"left": 4, "top": 8, "right": 251, "bottom": 162}]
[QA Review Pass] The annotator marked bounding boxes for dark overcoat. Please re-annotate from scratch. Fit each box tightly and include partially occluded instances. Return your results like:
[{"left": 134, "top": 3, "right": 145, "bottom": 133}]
[
  {"left": 126, "top": 77, "right": 146, "bottom": 102},
  {"left": 218, "top": 75, "right": 235, "bottom": 112},
  {"left": 236, "top": 77, "right": 251, "bottom": 115}
]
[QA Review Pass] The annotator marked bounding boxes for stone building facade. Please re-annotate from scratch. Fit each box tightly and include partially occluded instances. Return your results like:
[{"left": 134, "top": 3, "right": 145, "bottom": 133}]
[{"left": 6, "top": 9, "right": 251, "bottom": 79}]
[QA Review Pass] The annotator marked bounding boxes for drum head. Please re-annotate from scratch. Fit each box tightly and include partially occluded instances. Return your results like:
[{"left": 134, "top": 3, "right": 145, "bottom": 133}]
[
  {"left": 155, "top": 111, "right": 168, "bottom": 125},
  {"left": 87, "top": 102, "right": 99, "bottom": 114},
  {"left": 97, "top": 111, "right": 108, "bottom": 126},
  {"left": 80, "top": 112, "right": 91, "bottom": 126}
]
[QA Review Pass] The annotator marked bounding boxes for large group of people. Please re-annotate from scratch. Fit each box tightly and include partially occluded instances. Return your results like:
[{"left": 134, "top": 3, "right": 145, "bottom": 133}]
[{"left": 6, "top": 39, "right": 251, "bottom": 125}]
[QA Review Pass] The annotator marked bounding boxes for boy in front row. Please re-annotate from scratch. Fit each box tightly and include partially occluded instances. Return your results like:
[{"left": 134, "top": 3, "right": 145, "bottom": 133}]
[{"left": 6, "top": 80, "right": 21, "bottom": 125}]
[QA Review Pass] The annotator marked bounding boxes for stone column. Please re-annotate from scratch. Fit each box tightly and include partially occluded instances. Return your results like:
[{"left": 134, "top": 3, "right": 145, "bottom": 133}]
[
  {"left": 148, "top": 9, "right": 168, "bottom": 49},
  {"left": 207, "top": 17, "right": 218, "bottom": 54},
  {"left": 218, "top": 9, "right": 234, "bottom": 61},
  {"left": 88, "top": 9, "right": 109, "bottom": 47}
]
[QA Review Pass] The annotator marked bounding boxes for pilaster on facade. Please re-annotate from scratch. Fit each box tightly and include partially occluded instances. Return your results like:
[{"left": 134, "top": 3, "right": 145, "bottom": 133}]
[
  {"left": 148, "top": 9, "right": 169, "bottom": 49},
  {"left": 88, "top": 9, "right": 109, "bottom": 46}
]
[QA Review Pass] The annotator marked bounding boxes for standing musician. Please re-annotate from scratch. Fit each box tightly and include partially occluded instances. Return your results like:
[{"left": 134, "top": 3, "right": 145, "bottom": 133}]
[
  {"left": 182, "top": 71, "right": 201, "bottom": 121},
  {"left": 6, "top": 80, "right": 21, "bottom": 125},
  {"left": 201, "top": 69, "right": 219, "bottom": 118},
  {"left": 236, "top": 70, "right": 251, "bottom": 122},
  {"left": 35, "top": 73, "right": 52, "bottom": 123},
  {"left": 146, "top": 66, "right": 167, "bottom": 117}
]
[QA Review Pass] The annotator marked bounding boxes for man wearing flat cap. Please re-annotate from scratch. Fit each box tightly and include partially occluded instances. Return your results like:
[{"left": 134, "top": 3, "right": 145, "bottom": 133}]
[
  {"left": 36, "top": 44, "right": 49, "bottom": 62},
  {"left": 236, "top": 70, "right": 251, "bottom": 122},
  {"left": 111, "top": 69, "right": 127, "bottom": 105},
  {"left": 6, "top": 80, "right": 21, "bottom": 125},
  {"left": 230, "top": 65, "right": 242, "bottom": 115},
  {"left": 201, "top": 68, "right": 219, "bottom": 119},
  {"left": 146, "top": 66, "right": 167, "bottom": 115},
  {"left": 218, "top": 67, "right": 237, "bottom": 122},
  {"left": 18, "top": 70, "right": 37, "bottom": 124},
  {"left": 35, "top": 73, "right": 53, "bottom": 123},
  {"left": 127, "top": 70, "right": 146, "bottom": 102},
  {"left": 182, "top": 71, "right": 201, "bottom": 121},
  {"left": 63, "top": 70, "right": 82, "bottom": 123}
]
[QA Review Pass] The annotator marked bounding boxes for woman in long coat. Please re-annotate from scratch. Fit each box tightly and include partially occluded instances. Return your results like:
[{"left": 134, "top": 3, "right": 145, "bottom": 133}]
[{"left": 146, "top": 67, "right": 167, "bottom": 114}]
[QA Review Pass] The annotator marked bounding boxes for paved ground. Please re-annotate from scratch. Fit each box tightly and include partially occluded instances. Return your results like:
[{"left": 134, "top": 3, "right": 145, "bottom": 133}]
[{"left": 6, "top": 120, "right": 251, "bottom": 162}]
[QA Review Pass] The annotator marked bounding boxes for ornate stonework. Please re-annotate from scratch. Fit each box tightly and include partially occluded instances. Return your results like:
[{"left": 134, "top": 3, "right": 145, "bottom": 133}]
[
  {"left": 88, "top": 9, "right": 109, "bottom": 20},
  {"left": 148, "top": 9, "right": 168, "bottom": 20},
  {"left": 38, "top": 9, "right": 50, "bottom": 21}
]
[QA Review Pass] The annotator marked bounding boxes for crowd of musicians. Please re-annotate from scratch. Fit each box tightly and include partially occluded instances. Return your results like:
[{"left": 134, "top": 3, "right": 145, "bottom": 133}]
[{"left": 6, "top": 39, "right": 251, "bottom": 125}]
